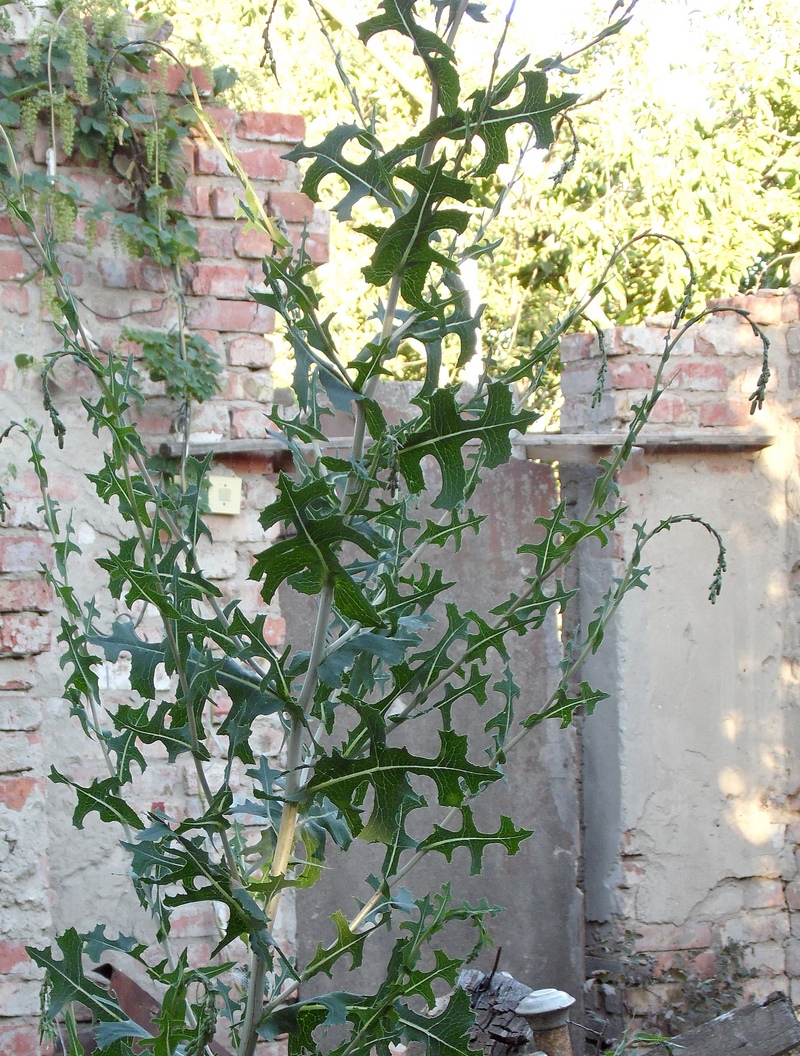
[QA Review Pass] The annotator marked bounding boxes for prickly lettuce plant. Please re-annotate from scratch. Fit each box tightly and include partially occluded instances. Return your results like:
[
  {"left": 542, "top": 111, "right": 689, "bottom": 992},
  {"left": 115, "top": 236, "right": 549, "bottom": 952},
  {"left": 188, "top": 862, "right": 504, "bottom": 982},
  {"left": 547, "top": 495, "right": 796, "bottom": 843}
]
[{"left": 0, "top": 3, "right": 771, "bottom": 1056}]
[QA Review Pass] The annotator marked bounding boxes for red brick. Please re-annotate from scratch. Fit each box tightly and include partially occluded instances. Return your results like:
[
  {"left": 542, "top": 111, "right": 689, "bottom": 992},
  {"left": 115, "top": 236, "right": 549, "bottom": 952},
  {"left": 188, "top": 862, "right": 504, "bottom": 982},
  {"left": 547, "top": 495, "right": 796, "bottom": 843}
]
[
  {"left": 0, "top": 614, "right": 50, "bottom": 656},
  {"left": 181, "top": 181, "right": 212, "bottom": 217},
  {"left": 239, "top": 148, "right": 286, "bottom": 181},
  {"left": 196, "top": 145, "right": 230, "bottom": 176},
  {"left": 608, "top": 361, "right": 654, "bottom": 389},
  {"left": 210, "top": 187, "right": 237, "bottom": 219},
  {"left": 0, "top": 216, "right": 16, "bottom": 236},
  {"left": 191, "top": 263, "right": 250, "bottom": 299},
  {"left": 201, "top": 105, "right": 237, "bottom": 135},
  {"left": 648, "top": 393, "right": 686, "bottom": 423},
  {"left": 196, "top": 224, "right": 235, "bottom": 258},
  {"left": 227, "top": 335, "right": 274, "bottom": 368},
  {"left": 0, "top": 1019, "right": 40, "bottom": 1056},
  {"left": 237, "top": 112, "right": 305, "bottom": 142},
  {"left": 234, "top": 228, "right": 273, "bottom": 258},
  {"left": 675, "top": 362, "right": 728, "bottom": 391},
  {"left": 0, "top": 580, "right": 53, "bottom": 614},
  {"left": 0, "top": 249, "right": 24, "bottom": 281},
  {"left": 231, "top": 407, "right": 268, "bottom": 439},
  {"left": 268, "top": 191, "right": 315, "bottom": 224},
  {"left": 0, "top": 538, "right": 51, "bottom": 574},
  {"left": 187, "top": 299, "right": 274, "bottom": 334},
  {"left": 2, "top": 286, "right": 29, "bottom": 315},
  {"left": 0, "top": 943, "right": 30, "bottom": 974},
  {"left": 699, "top": 400, "right": 752, "bottom": 427}
]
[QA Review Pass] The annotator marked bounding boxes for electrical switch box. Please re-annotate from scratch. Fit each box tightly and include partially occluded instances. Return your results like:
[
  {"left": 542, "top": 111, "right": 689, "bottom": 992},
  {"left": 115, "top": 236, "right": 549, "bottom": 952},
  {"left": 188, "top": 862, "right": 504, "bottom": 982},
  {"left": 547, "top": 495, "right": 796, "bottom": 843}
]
[{"left": 207, "top": 475, "right": 242, "bottom": 516}]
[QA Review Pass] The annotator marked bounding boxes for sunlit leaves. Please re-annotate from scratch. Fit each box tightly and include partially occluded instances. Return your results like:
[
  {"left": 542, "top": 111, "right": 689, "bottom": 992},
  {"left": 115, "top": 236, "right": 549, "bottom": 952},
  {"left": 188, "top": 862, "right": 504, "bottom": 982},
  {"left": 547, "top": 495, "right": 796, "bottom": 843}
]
[{"left": 358, "top": 1, "right": 460, "bottom": 116}]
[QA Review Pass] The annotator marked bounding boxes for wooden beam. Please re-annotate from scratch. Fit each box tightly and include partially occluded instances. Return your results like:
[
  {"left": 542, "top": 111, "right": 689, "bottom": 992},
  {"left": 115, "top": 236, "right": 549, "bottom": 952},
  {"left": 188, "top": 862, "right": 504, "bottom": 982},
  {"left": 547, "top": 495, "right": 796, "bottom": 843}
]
[{"left": 646, "top": 992, "right": 800, "bottom": 1056}]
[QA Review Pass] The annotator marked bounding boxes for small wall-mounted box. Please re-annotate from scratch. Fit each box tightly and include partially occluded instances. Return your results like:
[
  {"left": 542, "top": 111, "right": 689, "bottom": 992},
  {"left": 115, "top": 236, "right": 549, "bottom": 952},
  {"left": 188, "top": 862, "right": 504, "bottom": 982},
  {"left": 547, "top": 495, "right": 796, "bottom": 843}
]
[{"left": 207, "top": 475, "right": 242, "bottom": 516}]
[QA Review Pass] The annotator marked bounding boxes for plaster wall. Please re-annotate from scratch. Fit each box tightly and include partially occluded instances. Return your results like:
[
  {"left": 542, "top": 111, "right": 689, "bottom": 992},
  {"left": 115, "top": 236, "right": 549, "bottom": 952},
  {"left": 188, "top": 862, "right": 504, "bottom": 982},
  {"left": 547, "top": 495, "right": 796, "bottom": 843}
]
[{"left": 565, "top": 292, "right": 800, "bottom": 1027}]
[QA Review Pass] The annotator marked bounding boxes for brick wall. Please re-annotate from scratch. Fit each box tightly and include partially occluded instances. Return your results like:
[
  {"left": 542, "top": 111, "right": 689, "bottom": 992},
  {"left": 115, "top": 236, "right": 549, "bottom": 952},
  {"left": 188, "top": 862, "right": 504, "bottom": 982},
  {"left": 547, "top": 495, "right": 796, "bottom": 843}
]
[{"left": 0, "top": 85, "right": 325, "bottom": 1055}]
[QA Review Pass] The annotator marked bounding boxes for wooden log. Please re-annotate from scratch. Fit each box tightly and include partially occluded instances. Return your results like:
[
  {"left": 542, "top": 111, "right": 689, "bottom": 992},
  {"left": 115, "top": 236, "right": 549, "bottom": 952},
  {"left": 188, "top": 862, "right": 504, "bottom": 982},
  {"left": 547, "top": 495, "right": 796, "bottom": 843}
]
[{"left": 645, "top": 992, "right": 800, "bottom": 1056}]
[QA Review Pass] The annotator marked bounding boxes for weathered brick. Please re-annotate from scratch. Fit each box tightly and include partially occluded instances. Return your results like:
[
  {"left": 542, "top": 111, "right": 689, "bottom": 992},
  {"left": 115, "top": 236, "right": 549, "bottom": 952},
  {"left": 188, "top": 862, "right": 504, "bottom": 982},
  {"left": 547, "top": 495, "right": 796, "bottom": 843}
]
[
  {"left": 0, "top": 538, "right": 51, "bottom": 574},
  {"left": 560, "top": 332, "right": 597, "bottom": 362},
  {"left": 0, "top": 944, "right": 30, "bottom": 977},
  {"left": 648, "top": 393, "right": 686, "bottom": 424},
  {"left": 0, "top": 980, "right": 46, "bottom": 1018},
  {"left": 634, "top": 921, "right": 712, "bottom": 952},
  {"left": 699, "top": 399, "right": 752, "bottom": 427},
  {"left": 196, "top": 224, "right": 235, "bottom": 258},
  {"left": 0, "top": 776, "right": 40, "bottom": 809},
  {"left": 2, "top": 286, "right": 29, "bottom": 315},
  {"left": 202, "top": 105, "right": 237, "bottom": 135},
  {"left": 237, "top": 112, "right": 305, "bottom": 142},
  {"left": 745, "top": 877, "right": 786, "bottom": 910},
  {"left": 675, "top": 362, "right": 728, "bottom": 391},
  {"left": 153, "top": 62, "right": 212, "bottom": 95},
  {"left": 227, "top": 335, "right": 275, "bottom": 368},
  {"left": 189, "top": 403, "right": 230, "bottom": 442},
  {"left": 187, "top": 299, "right": 274, "bottom": 334},
  {"left": 231, "top": 407, "right": 268, "bottom": 439},
  {"left": 98, "top": 257, "right": 141, "bottom": 288},
  {"left": 608, "top": 361, "right": 654, "bottom": 389},
  {"left": 0, "top": 580, "right": 53, "bottom": 614},
  {"left": 560, "top": 366, "right": 599, "bottom": 397},
  {"left": 268, "top": 190, "right": 315, "bottom": 224},
  {"left": 234, "top": 227, "right": 273, "bottom": 258},
  {"left": 0, "top": 1018, "right": 40, "bottom": 1056},
  {"left": 293, "top": 232, "right": 329, "bottom": 264},
  {"left": 181, "top": 181, "right": 212, "bottom": 217},
  {"left": 0, "top": 698, "right": 41, "bottom": 731},
  {"left": 210, "top": 186, "right": 238, "bottom": 219},
  {"left": 0, "top": 616, "right": 50, "bottom": 654},
  {"left": 0, "top": 249, "right": 24, "bottom": 281},
  {"left": 191, "top": 263, "right": 251, "bottom": 299},
  {"left": 239, "top": 148, "right": 287, "bottom": 181},
  {"left": 721, "top": 910, "right": 790, "bottom": 945},
  {"left": 196, "top": 144, "right": 230, "bottom": 176}
]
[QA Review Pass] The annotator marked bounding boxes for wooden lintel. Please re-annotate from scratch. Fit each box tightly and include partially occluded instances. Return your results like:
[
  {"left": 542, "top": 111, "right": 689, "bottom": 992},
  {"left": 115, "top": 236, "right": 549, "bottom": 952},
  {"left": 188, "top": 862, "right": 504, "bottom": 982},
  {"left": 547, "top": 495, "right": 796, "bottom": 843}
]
[{"left": 155, "top": 429, "right": 775, "bottom": 466}]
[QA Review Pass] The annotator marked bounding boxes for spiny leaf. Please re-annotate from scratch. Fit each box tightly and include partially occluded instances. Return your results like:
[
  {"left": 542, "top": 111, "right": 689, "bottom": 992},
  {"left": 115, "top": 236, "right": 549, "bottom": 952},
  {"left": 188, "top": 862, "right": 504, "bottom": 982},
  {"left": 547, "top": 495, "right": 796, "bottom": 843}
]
[
  {"left": 518, "top": 503, "right": 622, "bottom": 576},
  {"left": 283, "top": 125, "right": 396, "bottom": 219},
  {"left": 49, "top": 769, "right": 143, "bottom": 831},
  {"left": 362, "top": 162, "right": 472, "bottom": 308},
  {"left": 398, "top": 383, "right": 537, "bottom": 509},
  {"left": 416, "top": 806, "right": 532, "bottom": 874},
  {"left": 303, "top": 910, "right": 370, "bottom": 980},
  {"left": 523, "top": 681, "right": 610, "bottom": 729},
  {"left": 253, "top": 474, "right": 382, "bottom": 625},
  {"left": 397, "top": 987, "right": 477, "bottom": 1056},
  {"left": 26, "top": 929, "right": 129, "bottom": 1023},
  {"left": 89, "top": 619, "right": 166, "bottom": 699},
  {"left": 358, "top": 1, "right": 460, "bottom": 116},
  {"left": 302, "top": 729, "right": 500, "bottom": 843}
]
